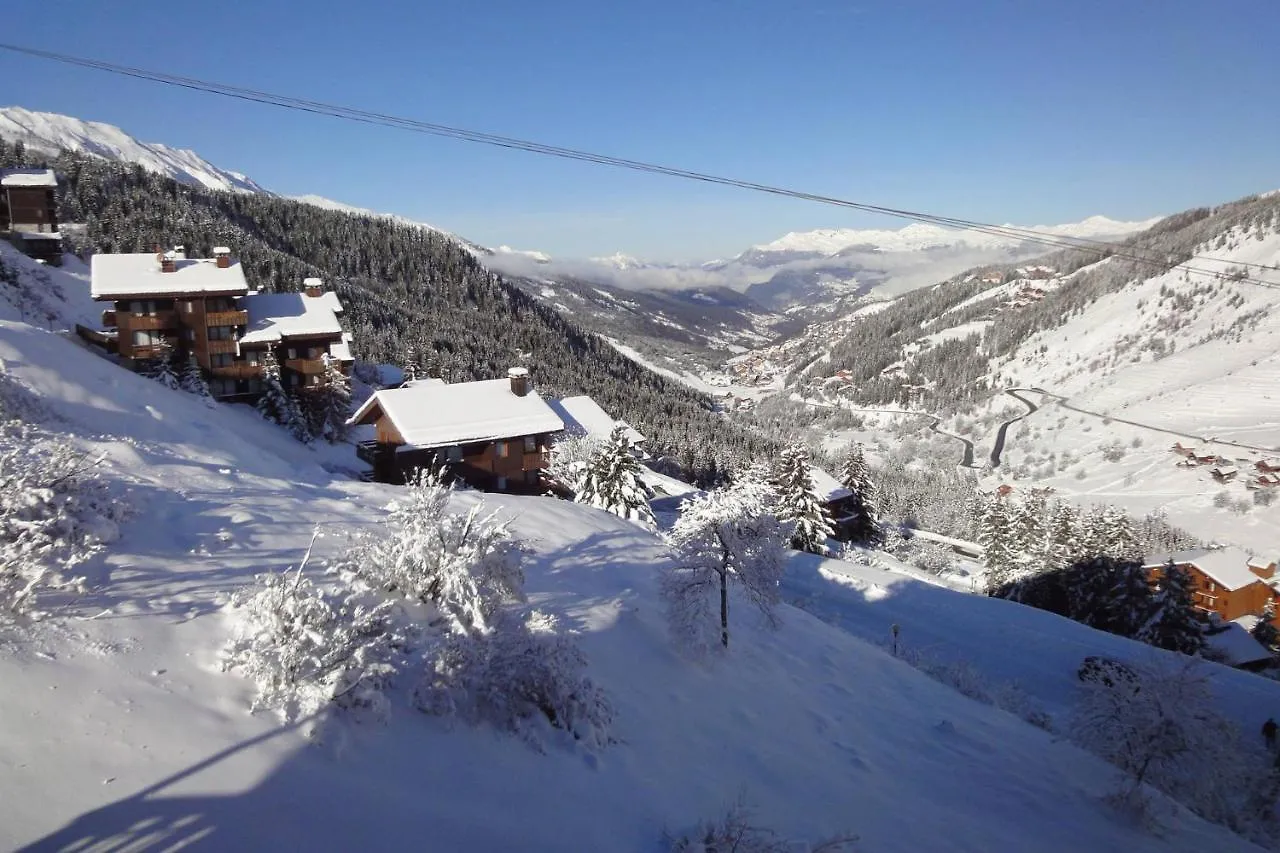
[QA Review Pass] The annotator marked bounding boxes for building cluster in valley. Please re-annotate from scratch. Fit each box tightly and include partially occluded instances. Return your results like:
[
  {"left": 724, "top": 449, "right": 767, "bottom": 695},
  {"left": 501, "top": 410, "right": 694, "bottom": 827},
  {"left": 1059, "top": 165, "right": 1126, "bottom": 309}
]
[
  {"left": 1171, "top": 441, "right": 1280, "bottom": 488},
  {"left": 0, "top": 167, "right": 63, "bottom": 265}
]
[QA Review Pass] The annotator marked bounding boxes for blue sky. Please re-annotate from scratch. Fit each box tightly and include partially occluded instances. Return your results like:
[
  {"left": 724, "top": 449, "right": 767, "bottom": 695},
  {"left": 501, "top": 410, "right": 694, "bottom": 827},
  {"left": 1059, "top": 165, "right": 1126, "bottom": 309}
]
[{"left": 3, "top": 0, "right": 1278, "bottom": 261}]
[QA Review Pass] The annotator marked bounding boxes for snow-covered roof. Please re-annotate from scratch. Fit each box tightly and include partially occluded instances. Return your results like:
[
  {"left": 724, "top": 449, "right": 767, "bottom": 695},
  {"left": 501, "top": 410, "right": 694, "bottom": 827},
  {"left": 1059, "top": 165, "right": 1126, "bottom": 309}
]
[
  {"left": 546, "top": 395, "right": 645, "bottom": 445},
  {"left": 0, "top": 168, "right": 56, "bottom": 188},
  {"left": 15, "top": 231, "right": 61, "bottom": 240},
  {"left": 809, "top": 466, "right": 853, "bottom": 503},
  {"left": 1249, "top": 556, "right": 1276, "bottom": 571},
  {"left": 1143, "top": 547, "right": 1262, "bottom": 591},
  {"left": 328, "top": 334, "right": 354, "bottom": 363},
  {"left": 348, "top": 378, "right": 564, "bottom": 449},
  {"left": 239, "top": 290, "right": 344, "bottom": 344},
  {"left": 90, "top": 252, "right": 249, "bottom": 299},
  {"left": 1208, "top": 622, "right": 1273, "bottom": 667}
]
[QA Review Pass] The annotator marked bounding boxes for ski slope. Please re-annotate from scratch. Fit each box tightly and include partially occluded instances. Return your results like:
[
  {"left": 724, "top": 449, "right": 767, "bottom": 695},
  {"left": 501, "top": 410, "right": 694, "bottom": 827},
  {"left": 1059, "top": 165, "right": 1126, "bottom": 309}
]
[{"left": 0, "top": 277, "right": 1266, "bottom": 849}]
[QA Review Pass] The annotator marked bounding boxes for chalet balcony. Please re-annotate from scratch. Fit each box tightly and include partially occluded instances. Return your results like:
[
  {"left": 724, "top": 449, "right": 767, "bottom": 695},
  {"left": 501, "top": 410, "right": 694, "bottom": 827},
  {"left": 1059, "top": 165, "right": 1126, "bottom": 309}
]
[
  {"left": 207, "top": 339, "right": 240, "bottom": 355},
  {"left": 285, "top": 358, "right": 326, "bottom": 375},
  {"left": 356, "top": 440, "right": 392, "bottom": 465},
  {"left": 124, "top": 311, "right": 178, "bottom": 330},
  {"left": 101, "top": 309, "right": 117, "bottom": 328},
  {"left": 206, "top": 310, "right": 248, "bottom": 327},
  {"left": 209, "top": 364, "right": 263, "bottom": 380}
]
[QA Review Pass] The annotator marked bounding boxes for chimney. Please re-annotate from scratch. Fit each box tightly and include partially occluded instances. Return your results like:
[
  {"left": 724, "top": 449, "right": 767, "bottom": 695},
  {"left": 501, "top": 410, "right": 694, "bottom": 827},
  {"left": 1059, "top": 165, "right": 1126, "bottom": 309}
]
[
  {"left": 160, "top": 251, "right": 176, "bottom": 273},
  {"left": 302, "top": 276, "right": 324, "bottom": 298},
  {"left": 508, "top": 366, "right": 530, "bottom": 397},
  {"left": 213, "top": 246, "right": 232, "bottom": 269}
]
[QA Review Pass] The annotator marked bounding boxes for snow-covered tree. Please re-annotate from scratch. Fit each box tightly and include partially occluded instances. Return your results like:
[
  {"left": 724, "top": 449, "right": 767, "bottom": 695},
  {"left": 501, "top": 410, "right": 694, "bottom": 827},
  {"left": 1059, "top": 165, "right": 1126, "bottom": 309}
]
[
  {"left": 318, "top": 354, "right": 352, "bottom": 443},
  {"left": 547, "top": 431, "right": 606, "bottom": 493},
  {"left": 222, "top": 540, "right": 404, "bottom": 730},
  {"left": 1077, "top": 504, "right": 1111, "bottom": 558},
  {"left": 256, "top": 348, "right": 311, "bottom": 442},
  {"left": 415, "top": 607, "right": 614, "bottom": 751},
  {"left": 1252, "top": 600, "right": 1280, "bottom": 652},
  {"left": 662, "top": 478, "right": 791, "bottom": 653},
  {"left": 178, "top": 353, "right": 215, "bottom": 406},
  {"left": 1011, "top": 488, "right": 1050, "bottom": 576},
  {"left": 1137, "top": 560, "right": 1206, "bottom": 655},
  {"left": 979, "top": 492, "right": 1019, "bottom": 594},
  {"left": 1043, "top": 500, "right": 1080, "bottom": 571},
  {"left": 347, "top": 475, "right": 525, "bottom": 635},
  {"left": 839, "top": 442, "right": 878, "bottom": 519},
  {"left": 145, "top": 340, "right": 180, "bottom": 390},
  {"left": 772, "top": 444, "right": 834, "bottom": 555},
  {"left": 1102, "top": 504, "right": 1141, "bottom": 561},
  {"left": 575, "top": 425, "right": 656, "bottom": 528},
  {"left": 1071, "top": 660, "right": 1236, "bottom": 813}
]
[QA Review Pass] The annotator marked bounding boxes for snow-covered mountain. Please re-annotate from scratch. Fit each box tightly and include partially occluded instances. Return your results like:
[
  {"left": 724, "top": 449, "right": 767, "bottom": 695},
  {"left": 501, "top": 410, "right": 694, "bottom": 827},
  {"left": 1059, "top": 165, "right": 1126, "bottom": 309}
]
[{"left": 0, "top": 106, "right": 267, "bottom": 194}]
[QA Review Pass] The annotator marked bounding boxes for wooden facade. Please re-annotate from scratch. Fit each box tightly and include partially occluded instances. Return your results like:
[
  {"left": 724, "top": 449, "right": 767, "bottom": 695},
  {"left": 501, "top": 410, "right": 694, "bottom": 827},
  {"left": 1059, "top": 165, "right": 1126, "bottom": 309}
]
[
  {"left": 1, "top": 185, "right": 58, "bottom": 233},
  {"left": 357, "top": 428, "right": 556, "bottom": 492},
  {"left": 1147, "top": 559, "right": 1279, "bottom": 626}
]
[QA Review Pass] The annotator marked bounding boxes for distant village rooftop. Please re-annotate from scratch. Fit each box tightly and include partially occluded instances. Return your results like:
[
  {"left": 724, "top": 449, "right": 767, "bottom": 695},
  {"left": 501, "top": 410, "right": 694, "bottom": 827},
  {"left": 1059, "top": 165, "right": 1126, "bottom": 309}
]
[
  {"left": 90, "top": 251, "right": 250, "bottom": 300},
  {"left": 240, "top": 289, "right": 344, "bottom": 345},
  {"left": 349, "top": 374, "right": 564, "bottom": 450},
  {"left": 0, "top": 168, "right": 57, "bottom": 188},
  {"left": 1142, "top": 547, "right": 1263, "bottom": 591}
]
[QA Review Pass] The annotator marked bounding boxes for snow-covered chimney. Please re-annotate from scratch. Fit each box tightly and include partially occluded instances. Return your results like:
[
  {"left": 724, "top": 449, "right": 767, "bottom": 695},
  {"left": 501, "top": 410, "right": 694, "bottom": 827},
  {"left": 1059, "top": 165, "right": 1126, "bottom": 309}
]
[
  {"left": 508, "top": 366, "right": 530, "bottom": 397},
  {"left": 213, "top": 246, "right": 231, "bottom": 269},
  {"left": 160, "top": 251, "right": 176, "bottom": 273},
  {"left": 302, "top": 276, "right": 324, "bottom": 298}
]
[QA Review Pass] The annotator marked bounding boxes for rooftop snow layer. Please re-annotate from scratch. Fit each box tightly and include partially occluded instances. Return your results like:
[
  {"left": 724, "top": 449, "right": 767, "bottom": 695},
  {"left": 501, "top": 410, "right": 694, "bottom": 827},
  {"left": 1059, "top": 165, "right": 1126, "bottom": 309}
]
[
  {"left": 240, "top": 290, "right": 344, "bottom": 344},
  {"left": 349, "top": 378, "right": 564, "bottom": 449},
  {"left": 90, "top": 252, "right": 249, "bottom": 299},
  {"left": 1143, "top": 547, "right": 1262, "bottom": 591},
  {"left": 0, "top": 167, "right": 56, "bottom": 187},
  {"left": 547, "top": 395, "right": 646, "bottom": 444},
  {"left": 810, "top": 466, "right": 853, "bottom": 503}
]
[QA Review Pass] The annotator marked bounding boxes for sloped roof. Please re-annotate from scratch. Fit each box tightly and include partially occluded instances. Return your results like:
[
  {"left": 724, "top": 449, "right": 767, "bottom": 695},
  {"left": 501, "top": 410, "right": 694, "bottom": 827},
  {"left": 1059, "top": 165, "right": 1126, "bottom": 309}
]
[
  {"left": 348, "top": 378, "right": 564, "bottom": 449},
  {"left": 1, "top": 168, "right": 56, "bottom": 188},
  {"left": 90, "top": 252, "right": 249, "bottom": 299},
  {"left": 240, "top": 290, "right": 344, "bottom": 344},
  {"left": 1212, "top": 621, "right": 1274, "bottom": 667},
  {"left": 546, "top": 395, "right": 645, "bottom": 444},
  {"left": 328, "top": 333, "right": 354, "bottom": 363},
  {"left": 1143, "top": 547, "right": 1262, "bottom": 591},
  {"left": 810, "top": 466, "right": 853, "bottom": 503}
]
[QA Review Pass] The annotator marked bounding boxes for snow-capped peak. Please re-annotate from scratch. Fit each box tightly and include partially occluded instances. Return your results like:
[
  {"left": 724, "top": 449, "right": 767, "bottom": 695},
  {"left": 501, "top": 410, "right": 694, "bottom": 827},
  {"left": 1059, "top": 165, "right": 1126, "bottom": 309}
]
[
  {"left": 749, "top": 215, "right": 1163, "bottom": 258},
  {"left": 0, "top": 106, "right": 266, "bottom": 194}
]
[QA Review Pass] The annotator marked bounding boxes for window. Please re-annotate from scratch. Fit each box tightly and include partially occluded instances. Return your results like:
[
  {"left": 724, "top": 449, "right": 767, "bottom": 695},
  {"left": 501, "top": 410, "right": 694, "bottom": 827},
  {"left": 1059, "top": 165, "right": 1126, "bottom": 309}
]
[
  {"left": 244, "top": 351, "right": 261, "bottom": 366},
  {"left": 307, "top": 374, "right": 323, "bottom": 387},
  {"left": 132, "top": 329, "right": 163, "bottom": 347},
  {"left": 287, "top": 348, "right": 297, "bottom": 360},
  {"left": 445, "top": 446, "right": 463, "bottom": 463},
  {"left": 496, "top": 476, "right": 508, "bottom": 491},
  {"left": 1208, "top": 581, "right": 1216, "bottom": 592},
  {"left": 181, "top": 328, "right": 195, "bottom": 342},
  {"left": 523, "top": 435, "right": 537, "bottom": 453},
  {"left": 496, "top": 441, "right": 509, "bottom": 458},
  {"left": 209, "top": 379, "right": 236, "bottom": 397},
  {"left": 180, "top": 301, "right": 194, "bottom": 314},
  {"left": 525, "top": 470, "right": 539, "bottom": 485},
  {"left": 210, "top": 353, "right": 232, "bottom": 368},
  {"left": 208, "top": 326, "right": 235, "bottom": 341},
  {"left": 131, "top": 300, "right": 158, "bottom": 315}
]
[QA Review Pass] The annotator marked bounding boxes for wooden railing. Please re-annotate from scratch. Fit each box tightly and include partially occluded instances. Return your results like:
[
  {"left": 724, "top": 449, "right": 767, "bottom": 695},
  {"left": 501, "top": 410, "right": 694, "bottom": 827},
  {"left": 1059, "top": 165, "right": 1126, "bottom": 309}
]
[
  {"left": 209, "top": 364, "right": 263, "bottom": 380},
  {"left": 285, "top": 358, "right": 326, "bottom": 375},
  {"left": 122, "top": 311, "right": 178, "bottom": 330},
  {"left": 207, "top": 339, "right": 239, "bottom": 355},
  {"left": 206, "top": 310, "right": 248, "bottom": 327}
]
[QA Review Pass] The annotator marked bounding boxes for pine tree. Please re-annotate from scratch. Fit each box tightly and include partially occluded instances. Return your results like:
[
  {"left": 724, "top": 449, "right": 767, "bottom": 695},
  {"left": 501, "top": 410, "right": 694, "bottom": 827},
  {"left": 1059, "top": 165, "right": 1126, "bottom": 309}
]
[
  {"left": 773, "top": 444, "right": 834, "bottom": 555},
  {"left": 839, "top": 442, "right": 878, "bottom": 518},
  {"left": 980, "top": 491, "right": 1018, "bottom": 594},
  {"left": 1078, "top": 505, "right": 1110, "bottom": 558},
  {"left": 1253, "top": 599, "right": 1280, "bottom": 652},
  {"left": 1102, "top": 504, "right": 1140, "bottom": 561},
  {"left": 575, "top": 425, "right": 656, "bottom": 528},
  {"left": 146, "top": 340, "right": 180, "bottom": 390},
  {"left": 319, "top": 354, "right": 352, "bottom": 443},
  {"left": 257, "top": 348, "right": 311, "bottom": 442},
  {"left": 178, "top": 353, "right": 215, "bottom": 406},
  {"left": 1011, "top": 488, "right": 1050, "bottom": 578},
  {"left": 1138, "top": 560, "right": 1206, "bottom": 655},
  {"left": 1044, "top": 500, "right": 1080, "bottom": 571}
]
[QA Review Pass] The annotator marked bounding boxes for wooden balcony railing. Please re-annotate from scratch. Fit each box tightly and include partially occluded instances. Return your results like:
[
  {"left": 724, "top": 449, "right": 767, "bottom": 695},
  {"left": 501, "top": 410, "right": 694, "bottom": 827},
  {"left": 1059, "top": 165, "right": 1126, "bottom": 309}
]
[
  {"left": 122, "top": 311, "right": 178, "bottom": 330},
  {"left": 209, "top": 364, "right": 263, "bottom": 380},
  {"left": 206, "top": 310, "right": 248, "bottom": 327},
  {"left": 285, "top": 358, "right": 327, "bottom": 375},
  {"left": 207, "top": 339, "right": 239, "bottom": 355}
]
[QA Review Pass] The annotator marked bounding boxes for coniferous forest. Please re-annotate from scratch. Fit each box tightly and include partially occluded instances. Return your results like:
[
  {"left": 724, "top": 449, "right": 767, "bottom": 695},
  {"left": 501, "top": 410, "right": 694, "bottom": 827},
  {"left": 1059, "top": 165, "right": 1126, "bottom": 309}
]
[{"left": 0, "top": 141, "right": 774, "bottom": 483}]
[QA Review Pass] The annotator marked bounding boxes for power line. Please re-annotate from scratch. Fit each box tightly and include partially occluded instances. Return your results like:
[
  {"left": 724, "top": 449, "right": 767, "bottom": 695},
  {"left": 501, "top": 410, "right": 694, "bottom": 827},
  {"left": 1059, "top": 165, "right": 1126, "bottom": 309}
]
[{"left": 2, "top": 42, "right": 1277, "bottom": 289}]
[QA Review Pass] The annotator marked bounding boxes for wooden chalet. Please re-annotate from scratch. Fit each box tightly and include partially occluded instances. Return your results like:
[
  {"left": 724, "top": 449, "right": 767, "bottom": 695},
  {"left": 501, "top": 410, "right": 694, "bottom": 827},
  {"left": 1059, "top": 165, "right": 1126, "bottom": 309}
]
[
  {"left": 809, "top": 466, "right": 866, "bottom": 540},
  {"left": 1257, "top": 458, "right": 1280, "bottom": 474},
  {"left": 349, "top": 367, "right": 565, "bottom": 492},
  {"left": 1, "top": 168, "right": 62, "bottom": 265},
  {"left": 90, "top": 248, "right": 350, "bottom": 400},
  {"left": 1143, "top": 548, "right": 1280, "bottom": 626},
  {"left": 1211, "top": 464, "right": 1239, "bottom": 483}
]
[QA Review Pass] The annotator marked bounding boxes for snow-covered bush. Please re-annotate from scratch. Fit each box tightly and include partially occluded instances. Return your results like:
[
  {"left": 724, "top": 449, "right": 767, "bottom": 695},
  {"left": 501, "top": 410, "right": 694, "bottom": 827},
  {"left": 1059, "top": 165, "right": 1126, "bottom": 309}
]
[
  {"left": 221, "top": 544, "right": 409, "bottom": 730},
  {"left": 667, "top": 800, "right": 858, "bottom": 853},
  {"left": 342, "top": 474, "right": 525, "bottom": 634},
  {"left": 416, "top": 608, "right": 613, "bottom": 751},
  {"left": 0, "top": 421, "right": 122, "bottom": 618},
  {"left": 662, "top": 478, "right": 790, "bottom": 654}
]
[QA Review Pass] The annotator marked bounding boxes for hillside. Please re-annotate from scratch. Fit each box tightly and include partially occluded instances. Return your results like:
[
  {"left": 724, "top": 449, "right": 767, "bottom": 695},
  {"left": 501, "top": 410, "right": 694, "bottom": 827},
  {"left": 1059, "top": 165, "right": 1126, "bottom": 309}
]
[{"left": 0, "top": 304, "right": 1268, "bottom": 851}]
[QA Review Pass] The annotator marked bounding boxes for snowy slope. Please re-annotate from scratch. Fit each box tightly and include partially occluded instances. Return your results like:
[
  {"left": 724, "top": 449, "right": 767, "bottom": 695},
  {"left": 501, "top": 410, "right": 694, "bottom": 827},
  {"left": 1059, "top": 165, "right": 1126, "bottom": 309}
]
[
  {"left": 0, "top": 289, "right": 1265, "bottom": 849},
  {"left": 0, "top": 107, "right": 266, "bottom": 194}
]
